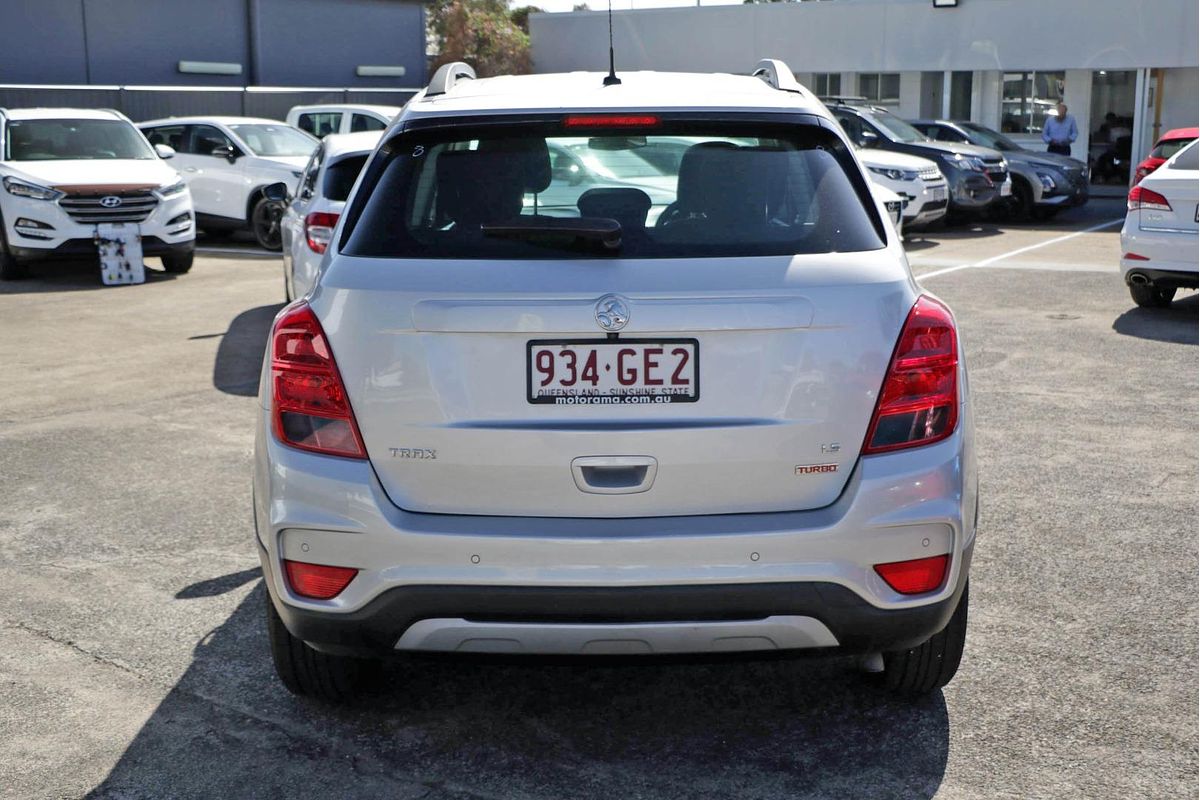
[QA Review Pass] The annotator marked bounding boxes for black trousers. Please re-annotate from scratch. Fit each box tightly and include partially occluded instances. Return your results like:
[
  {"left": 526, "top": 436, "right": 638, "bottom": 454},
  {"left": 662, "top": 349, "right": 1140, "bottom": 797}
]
[{"left": 1047, "top": 143, "right": 1072, "bottom": 156}]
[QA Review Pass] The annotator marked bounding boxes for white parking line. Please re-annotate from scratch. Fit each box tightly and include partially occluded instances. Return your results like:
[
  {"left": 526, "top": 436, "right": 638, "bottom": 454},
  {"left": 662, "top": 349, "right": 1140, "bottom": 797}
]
[{"left": 916, "top": 217, "right": 1124, "bottom": 280}]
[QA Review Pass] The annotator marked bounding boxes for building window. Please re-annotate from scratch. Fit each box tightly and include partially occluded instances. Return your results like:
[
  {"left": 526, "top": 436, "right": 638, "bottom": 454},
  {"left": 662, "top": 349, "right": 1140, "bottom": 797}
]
[
  {"left": 1001, "top": 71, "right": 1065, "bottom": 134},
  {"left": 812, "top": 73, "right": 841, "bottom": 97},
  {"left": 858, "top": 73, "right": 901, "bottom": 105}
]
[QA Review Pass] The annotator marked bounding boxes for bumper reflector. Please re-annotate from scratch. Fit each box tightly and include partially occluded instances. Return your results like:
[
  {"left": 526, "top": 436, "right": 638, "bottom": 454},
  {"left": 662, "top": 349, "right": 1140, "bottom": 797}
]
[
  {"left": 284, "top": 559, "right": 358, "bottom": 600},
  {"left": 874, "top": 554, "right": 949, "bottom": 595}
]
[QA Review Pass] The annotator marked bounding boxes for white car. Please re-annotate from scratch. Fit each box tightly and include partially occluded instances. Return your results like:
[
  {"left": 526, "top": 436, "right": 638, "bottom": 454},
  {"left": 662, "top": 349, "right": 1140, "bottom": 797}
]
[
  {"left": 870, "top": 182, "right": 905, "bottom": 238},
  {"left": 0, "top": 107, "right": 194, "bottom": 280},
  {"left": 139, "top": 117, "right": 317, "bottom": 250},
  {"left": 859, "top": 147, "right": 948, "bottom": 229},
  {"left": 280, "top": 130, "right": 381, "bottom": 300},
  {"left": 1120, "top": 139, "right": 1199, "bottom": 308},
  {"left": 286, "top": 105, "right": 402, "bottom": 139},
  {"left": 254, "top": 60, "right": 977, "bottom": 703}
]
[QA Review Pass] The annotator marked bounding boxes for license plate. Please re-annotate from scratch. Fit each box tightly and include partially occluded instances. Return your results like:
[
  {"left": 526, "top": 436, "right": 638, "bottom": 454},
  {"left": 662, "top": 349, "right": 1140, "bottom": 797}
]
[
  {"left": 527, "top": 339, "right": 699, "bottom": 405},
  {"left": 1000, "top": 180, "right": 1013, "bottom": 197},
  {"left": 928, "top": 185, "right": 947, "bottom": 202}
]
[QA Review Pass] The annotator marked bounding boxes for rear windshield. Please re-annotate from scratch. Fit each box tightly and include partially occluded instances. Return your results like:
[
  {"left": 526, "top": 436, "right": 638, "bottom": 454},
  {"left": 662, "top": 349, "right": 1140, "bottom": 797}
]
[
  {"left": 1165, "top": 141, "right": 1198, "bottom": 171},
  {"left": 1152, "top": 137, "right": 1197, "bottom": 161},
  {"left": 5, "top": 119, "right": 153, "bottom": 161},
  {"left": 324, "top": 154, "right": 369, "bottom": 201},
  {"left": 342, "top": 120, "right": 885, "bottom": 259}
]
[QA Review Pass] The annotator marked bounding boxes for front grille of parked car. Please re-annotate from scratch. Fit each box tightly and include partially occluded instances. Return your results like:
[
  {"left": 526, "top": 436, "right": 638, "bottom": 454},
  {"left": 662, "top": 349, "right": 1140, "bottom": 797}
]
[
  {"left": 58, "top": 191, "right": 159, "bottom": 225},
  {"left": 923, "top": 198, "right": 948, "bottom": 211},
  {"left": 981, "top": 159, "right": 1007, "bottom": 185},
  {"left": 918, "top": 166, "right": 944, "bottom": 182}
]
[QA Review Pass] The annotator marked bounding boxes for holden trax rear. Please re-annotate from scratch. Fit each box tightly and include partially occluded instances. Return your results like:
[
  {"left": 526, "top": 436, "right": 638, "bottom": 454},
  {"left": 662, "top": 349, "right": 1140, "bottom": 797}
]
[{"left": 252, "top": 59, "right": 978, "bottom": 702}]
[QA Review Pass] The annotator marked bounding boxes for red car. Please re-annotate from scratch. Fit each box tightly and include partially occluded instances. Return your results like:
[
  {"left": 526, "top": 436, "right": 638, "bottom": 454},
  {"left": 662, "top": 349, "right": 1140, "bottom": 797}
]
[{"left": 1134, "top": 127, "right": 1198, "bottom": 183}]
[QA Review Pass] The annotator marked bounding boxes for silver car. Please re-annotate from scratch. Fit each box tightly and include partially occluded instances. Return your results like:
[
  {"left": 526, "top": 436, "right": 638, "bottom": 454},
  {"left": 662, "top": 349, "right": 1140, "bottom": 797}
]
[
  {"left": 280, "top": 130, "right": 382, "bottom": 300},
  {"left": 253, "top": 60, "right": 978, "bottom": 703}
]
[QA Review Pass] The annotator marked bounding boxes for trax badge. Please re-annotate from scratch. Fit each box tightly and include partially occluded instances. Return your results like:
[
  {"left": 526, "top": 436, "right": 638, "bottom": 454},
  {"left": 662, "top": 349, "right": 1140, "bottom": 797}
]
[
  {"left": 390, "top": 447, "right": 437, "bottom": 460},
  {"left": 795, "top": 464, "right": 838, "bottom": 475}
]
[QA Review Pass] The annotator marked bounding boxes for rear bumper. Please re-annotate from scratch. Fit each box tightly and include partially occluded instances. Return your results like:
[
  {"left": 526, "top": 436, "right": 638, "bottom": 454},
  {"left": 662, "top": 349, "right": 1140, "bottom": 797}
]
[
  {"left": 1120, "top": 218, "right": 1200, "bottom": 283},
  {"left": 1121, "top": 266, "right": 1200, "bottom": 289},
  {"left": 253, "top": 387, "right": 979, "bottom": 658},
  {"left": 9, "top": 236, "right": 194, "bottom": 262},
  {"left": 261, "top": 543, "right": 973, "bottom": 657}
]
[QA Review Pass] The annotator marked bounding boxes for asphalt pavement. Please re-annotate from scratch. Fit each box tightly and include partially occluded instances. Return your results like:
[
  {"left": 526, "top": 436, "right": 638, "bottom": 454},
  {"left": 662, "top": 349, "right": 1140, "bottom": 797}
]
[{"left": 1, "top": 197, "right": 1196, "bottom": 799}]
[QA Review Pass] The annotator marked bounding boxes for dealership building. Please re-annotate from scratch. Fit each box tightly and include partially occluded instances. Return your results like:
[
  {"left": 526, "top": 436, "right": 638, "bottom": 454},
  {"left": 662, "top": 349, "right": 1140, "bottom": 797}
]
[
  {"left": 531, "top": 0, "right": 1199, "bottom": 181},
  {"left": 0, "top": 0, "right": 425, "bottom": 122}
]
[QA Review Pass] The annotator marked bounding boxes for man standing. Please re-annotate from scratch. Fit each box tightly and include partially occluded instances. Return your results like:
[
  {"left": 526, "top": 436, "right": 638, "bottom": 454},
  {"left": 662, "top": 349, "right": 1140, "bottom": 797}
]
[{"left": 1043, "top": 103, "right": 1078, "bottom": 156}]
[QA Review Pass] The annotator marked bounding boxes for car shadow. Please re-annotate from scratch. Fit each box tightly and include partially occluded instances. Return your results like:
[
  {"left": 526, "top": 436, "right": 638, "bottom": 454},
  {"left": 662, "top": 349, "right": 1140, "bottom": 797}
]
[
  {"left": 213, "top": 303, "right": 285, "bottom": 396},
  {"left": 86, "top": 582, "right": 951, "bottom": 799},
  {"left": 0, "top": 259, "right": 179, "bottom": 295},
  {"left": 1112, "top": 292, "right": 1199, "bottom": 345}
]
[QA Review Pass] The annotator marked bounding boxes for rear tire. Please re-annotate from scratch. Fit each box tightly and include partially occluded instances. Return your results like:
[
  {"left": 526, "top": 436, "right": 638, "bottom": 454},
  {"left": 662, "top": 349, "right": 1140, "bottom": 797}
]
[
  {"left": 161, "top": 251, "right": 193, "bottom": 274},
  {"left": 1130, "top": 283, "right": 1176, "bottom": 308},
  {"left": 881, "top": 581, "right": 969, "bottom": 696},
  {"left": 265, "top": 592, "right": 375, "bottom": 702}
]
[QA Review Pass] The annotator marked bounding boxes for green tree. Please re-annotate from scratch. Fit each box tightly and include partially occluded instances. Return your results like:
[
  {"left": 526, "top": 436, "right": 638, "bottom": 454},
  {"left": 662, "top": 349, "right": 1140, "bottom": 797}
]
[
  {"left": 427, "top": 1, "right": 533, "bottom": 78},
  {"left": 509, "top": 5, "right": 542, "bottom": 34}
]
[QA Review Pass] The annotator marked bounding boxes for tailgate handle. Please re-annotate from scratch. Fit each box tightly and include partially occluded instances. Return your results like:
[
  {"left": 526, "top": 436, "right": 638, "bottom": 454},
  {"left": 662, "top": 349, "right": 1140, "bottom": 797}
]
[{"left": 571, "top": 456, "right": 658, "bottom": 495}]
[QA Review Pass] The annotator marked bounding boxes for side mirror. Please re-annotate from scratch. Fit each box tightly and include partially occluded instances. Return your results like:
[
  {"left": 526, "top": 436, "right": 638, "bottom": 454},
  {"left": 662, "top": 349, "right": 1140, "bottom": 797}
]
[
  {"left": 858, "top": 130, "right": 879, "bottom": 148},
  {"left": 211, "top": 145, "right": 239, "bottom": 163},
  {"left": 154, "top": 143, "right": 176, "bottom": 159},
  {"left": 262, "top": 182, "right": 289, "bottom": 203}
]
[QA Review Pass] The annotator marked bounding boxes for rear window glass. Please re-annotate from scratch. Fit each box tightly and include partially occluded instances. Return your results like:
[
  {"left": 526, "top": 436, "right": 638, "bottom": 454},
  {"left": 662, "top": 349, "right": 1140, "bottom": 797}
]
[
  {"left": 1164, "top": 141, "right": 1198, "bottom": 170},
  {"left": 1151, "top": 137, "right": 1196, "bottom": 161},
  {"left": 342, "top": 120, "right": 885, "bottom": 259},
  {"left": 324, "top": 154, "right": 369, "bottom": 201}
]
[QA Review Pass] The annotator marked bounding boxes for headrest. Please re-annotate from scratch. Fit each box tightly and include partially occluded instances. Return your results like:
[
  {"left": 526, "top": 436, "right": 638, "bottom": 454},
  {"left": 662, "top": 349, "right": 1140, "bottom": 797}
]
[
  {"left": 577, "top": 188, "right": 652, "bottom": 222},
  {"left": 436, "top": 149, "right": 527, "bottom": 225},
  {"left": 477, "top": 138, "right": 552, "bottom": 194}
]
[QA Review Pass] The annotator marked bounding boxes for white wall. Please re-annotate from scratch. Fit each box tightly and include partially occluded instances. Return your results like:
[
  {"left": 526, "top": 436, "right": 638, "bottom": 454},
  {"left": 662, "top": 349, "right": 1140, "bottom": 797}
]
[{"left": 531, "top": 0, "right": 1199, "bottom": 76}]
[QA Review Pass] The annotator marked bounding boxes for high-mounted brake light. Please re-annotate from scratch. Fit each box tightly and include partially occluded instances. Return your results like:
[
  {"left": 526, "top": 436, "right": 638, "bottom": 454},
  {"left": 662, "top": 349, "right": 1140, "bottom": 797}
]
[
  {"left": 284, "top": 559, "right": 358, "bottom": 600},
  {"left": 1127, "top": 185, "right": 1172, "bottom": 212},
  {"left": 270, "top": 302, "right": 367, "bottom": 459},
  {"left": 874, "top": 554, "right": 949, "bottom": 595},
  {"left": 305, "top": 211, "right": 339, "bottom": 254},
  {"left": 564, "top": 114, "right": 660, "bottom": 129},
  {"left": 863, "top": 295, "right": 959, "bottom": 455}
]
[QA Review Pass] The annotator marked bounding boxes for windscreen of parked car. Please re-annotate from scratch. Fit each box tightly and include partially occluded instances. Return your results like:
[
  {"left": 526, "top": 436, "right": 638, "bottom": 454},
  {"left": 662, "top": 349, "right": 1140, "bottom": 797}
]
[
  {"left": 959, "top": 123, "right": 1024, "bottom": 153},
  {"left": 5, "top": 119, "right": 154, "bottom": 161},
  {"left": 324, "top": 154, "right": 369, "bottom": 201},
  {"left": 1151, "top": 137, "right": 1197, "bottom": 161},
  {"left": 342, "top": 120, "right": 885, "bottom": 259},
  {"left": 868, "top": 112, "right": 929, "bottom": 144},
  {"left": 228, "top": 124, "right": 317, "bottom": 158}
]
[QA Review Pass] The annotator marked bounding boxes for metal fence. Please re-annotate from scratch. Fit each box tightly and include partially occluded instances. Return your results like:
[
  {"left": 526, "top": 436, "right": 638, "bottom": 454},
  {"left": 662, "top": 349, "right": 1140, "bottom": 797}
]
[{"left": 0, "top": 85, "right": 420, "bottom": 123}]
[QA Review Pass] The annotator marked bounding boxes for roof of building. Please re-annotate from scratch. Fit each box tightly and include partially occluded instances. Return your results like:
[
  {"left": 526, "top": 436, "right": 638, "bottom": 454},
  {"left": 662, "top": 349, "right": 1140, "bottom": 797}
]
[{"left": 405, "top": 70, "right": 827, "bottom": 118}]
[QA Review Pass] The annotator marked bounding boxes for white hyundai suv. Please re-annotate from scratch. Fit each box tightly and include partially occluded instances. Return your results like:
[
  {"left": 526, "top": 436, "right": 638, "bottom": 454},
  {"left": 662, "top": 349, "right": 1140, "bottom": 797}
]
[
  {"left": 138, "top": 117, "right": 317, "bottom": 250},
  {"left": 0, "top": 108, "right": 194, "bottom": 280},
  {"left": 254, "top": 60, "right": 978, "bottom": 702}
]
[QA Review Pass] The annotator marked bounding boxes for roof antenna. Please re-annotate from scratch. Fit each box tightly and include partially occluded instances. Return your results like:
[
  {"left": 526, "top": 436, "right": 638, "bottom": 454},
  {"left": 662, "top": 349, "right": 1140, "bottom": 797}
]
[{"left": 603, "top": 0, "right": 621, "bottom": 86}]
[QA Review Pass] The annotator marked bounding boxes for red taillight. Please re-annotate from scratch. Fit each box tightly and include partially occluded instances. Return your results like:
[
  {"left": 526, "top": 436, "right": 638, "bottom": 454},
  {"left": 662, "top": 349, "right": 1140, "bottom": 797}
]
[
  {"left": 304, "top": 211, "right": 339, "bottom": 254},
  {"left": 564, "top": 114, "right": 660, "bottom": 129},
  {"left": 284, "top": 559, "right": 358, "bottom": 600},
  {"left": 1127, "top": 185, "right": 1172, "bottom": 212},
  {"left": 1133, "top": 165, "right": 1150, "bottom": 183},
  {"left": 1123, "top": 252, "right": 1150, "bottom": 261},
  {"left": 874, "top": 554, "right": 949, "bottom": 595},
  {"left": 270, "top": 302, "right": 367, "bottom": 459},
  {"left": 863, "top": 295, "right": 959, "bottom": 455}
]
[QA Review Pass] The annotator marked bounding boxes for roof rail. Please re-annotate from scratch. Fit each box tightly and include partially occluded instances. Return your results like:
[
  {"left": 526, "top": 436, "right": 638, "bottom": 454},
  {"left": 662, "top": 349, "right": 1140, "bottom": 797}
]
[
  {"left": 751, "top": 59, "right": 807, "bottom": 95},
  {"left": 818, "top": 95, "right": 869, "bottom": 106},
  {"left": 426, "top": 62, "right": 476, "bottom": 97}
]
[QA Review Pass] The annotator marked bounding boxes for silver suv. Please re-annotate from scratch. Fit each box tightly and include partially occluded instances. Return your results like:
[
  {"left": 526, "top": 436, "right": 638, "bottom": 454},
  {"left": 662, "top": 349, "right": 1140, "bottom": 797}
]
[{"left": 253, "top": 60, "right": 978, "bottom": 702}]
